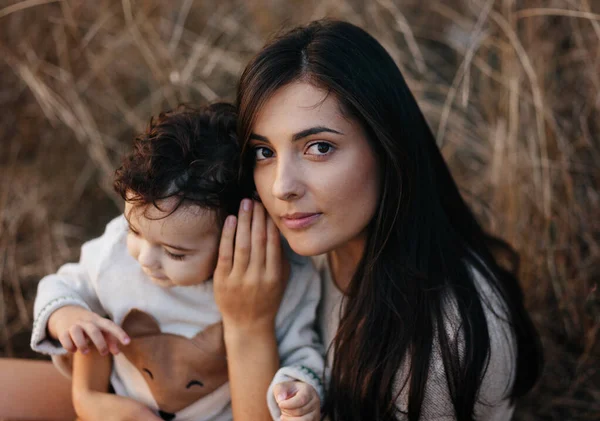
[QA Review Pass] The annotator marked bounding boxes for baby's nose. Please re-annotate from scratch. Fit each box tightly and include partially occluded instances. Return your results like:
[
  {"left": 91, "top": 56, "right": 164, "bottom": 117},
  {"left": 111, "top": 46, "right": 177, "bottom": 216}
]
[{"left": 138, "top": 243, "right": 160, "bottom": 269}]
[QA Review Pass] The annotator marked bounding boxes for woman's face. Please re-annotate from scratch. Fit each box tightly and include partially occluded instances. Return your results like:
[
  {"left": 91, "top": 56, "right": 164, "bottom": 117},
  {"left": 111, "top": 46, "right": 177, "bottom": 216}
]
[{"left": 249, "top": 82, "right": 380, "bottom": 256}]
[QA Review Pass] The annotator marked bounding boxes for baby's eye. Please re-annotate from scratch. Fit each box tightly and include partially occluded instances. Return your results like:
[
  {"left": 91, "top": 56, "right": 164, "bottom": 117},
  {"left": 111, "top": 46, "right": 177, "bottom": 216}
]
[
  {"left": 254, "top": 146, "right": 274, "bottom": 161},
  {"left": 165, "top": 249, "right": 185, "bottom": 261},
  {"left": 128, "top": 227, "right": 140, "bottom": 237},
  {"left": 306, "top": 142, "right": 334, "bottom": 156}
]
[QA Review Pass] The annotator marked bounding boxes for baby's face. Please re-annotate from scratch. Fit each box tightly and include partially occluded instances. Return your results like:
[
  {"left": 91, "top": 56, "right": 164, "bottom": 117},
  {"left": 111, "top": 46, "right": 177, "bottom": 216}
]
[{"left": 125, "top": 198, "right": 221, "bottom": 287}]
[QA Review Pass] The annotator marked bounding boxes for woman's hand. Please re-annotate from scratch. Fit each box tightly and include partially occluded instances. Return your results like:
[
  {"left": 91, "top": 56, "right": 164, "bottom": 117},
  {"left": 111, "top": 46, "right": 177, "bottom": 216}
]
[
  {"left": 213, "top": 199, "right": 287, "bottom": 421},
  {"left": 214, "top": 199, "right": 288, "bottom": 334},
  {"left": 73, "top": 390, "right": 162, "bottom": 421},
  {"left": 48, "top": 305, "right": 130, "bottom": 355}
]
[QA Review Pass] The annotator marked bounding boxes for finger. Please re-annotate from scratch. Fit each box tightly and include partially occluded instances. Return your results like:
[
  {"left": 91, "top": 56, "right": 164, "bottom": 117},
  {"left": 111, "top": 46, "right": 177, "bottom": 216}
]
[
  {"left": 280, "top": 400, "right": 319, "bottom": 419},
  {"left": 58, "top": 332, "right": 76, "bottom": 353},
  {"left": 105, "top": 333, "right": 121, "bottom": 355},
  {"left": 69, "top": 325, "right": 89, "bottom": 353},
  {"left": 215, "top": 215, "right": 237, "bottom": 280},
  {"left": 274, "top": 381, "right": 298, "bottom": 404},
  {"left": 279, "top": 389, "right": 317, "bottom": 411},
  {"left": 249, "top": 201, "right": 267, "bottom": 271},
  {"left": 265, "top": 216, "right": 283, "bottom": 282},
  {"left": 232, "top": 199, "right": 253, "bottom": 274},
  {"left": 281, "top": 412, "right": 320, "bottom": 421},
  {"left": 82, "top": 323, "right": 109, "bottom": 355},
  {"left": 97, "top": 318, "right": 130, "bottom": 346}
]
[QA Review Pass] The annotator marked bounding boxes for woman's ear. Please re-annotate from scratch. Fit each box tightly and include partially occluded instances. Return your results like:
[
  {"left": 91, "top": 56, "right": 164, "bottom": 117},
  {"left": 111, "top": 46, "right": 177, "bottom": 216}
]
[{"left": 121, "top": 308, "right": 161, "bottom": 337}]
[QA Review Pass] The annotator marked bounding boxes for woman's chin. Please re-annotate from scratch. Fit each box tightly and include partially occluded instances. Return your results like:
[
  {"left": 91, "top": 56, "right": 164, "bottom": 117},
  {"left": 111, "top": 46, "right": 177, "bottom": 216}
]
[{"left": 283, "top": 235, "right": 333, "bottom": 257}]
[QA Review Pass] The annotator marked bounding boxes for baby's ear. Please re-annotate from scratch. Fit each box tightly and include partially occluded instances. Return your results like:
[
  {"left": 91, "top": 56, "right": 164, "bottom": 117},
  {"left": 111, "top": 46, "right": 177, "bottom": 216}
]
[
  {"left": 121, "top": 309, "right": 161, "bottom": 337},
  {"left": 193, "top": 321, "right": 225, "bottom": 354}
]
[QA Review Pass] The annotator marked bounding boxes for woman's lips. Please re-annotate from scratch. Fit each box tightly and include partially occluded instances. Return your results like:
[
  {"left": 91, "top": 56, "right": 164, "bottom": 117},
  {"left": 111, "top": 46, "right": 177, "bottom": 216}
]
[{"left": 280, "top": 213, "right": 322, "bottom": 230}]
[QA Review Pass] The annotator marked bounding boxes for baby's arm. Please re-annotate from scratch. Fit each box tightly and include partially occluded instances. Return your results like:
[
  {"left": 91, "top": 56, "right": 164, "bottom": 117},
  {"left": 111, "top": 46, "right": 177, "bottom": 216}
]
[
  {"left": 71, "top": 349, "right": 162, "bottom": 421},
  {"left": 72, "top": 348, "right": 112, "bottom": 398},
  {"left": 31, "top": 216, "right": 130, "bottom": 358},
  {"left": 267, "top": 257, "right": 325, "bottom": 420}
]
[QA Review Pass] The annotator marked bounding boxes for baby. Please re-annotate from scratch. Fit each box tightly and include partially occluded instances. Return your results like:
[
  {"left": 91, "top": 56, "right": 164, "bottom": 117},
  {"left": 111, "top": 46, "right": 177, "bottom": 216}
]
[{"left": 30, "top": 104, "right": 323, "bottom": 421}]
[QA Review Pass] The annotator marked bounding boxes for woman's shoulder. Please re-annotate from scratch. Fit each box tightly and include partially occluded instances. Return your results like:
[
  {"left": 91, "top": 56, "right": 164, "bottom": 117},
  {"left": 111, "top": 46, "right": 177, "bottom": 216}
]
[
  {"left": 393, "top": 262, "right": 517, "bottom": 419},
  {"left": 434, "top": 263, "right": 516, "bottom": 416},
  {"left": 468, "top": 263, "right": 517, "bottom": 410}
]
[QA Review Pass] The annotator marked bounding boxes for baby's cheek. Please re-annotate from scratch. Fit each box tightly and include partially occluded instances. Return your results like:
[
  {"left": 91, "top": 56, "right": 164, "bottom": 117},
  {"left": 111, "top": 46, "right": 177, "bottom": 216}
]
[
  {"left": 126, "top": 235, "right": 140, "bottom": 260},
  {"left": 187, "top": 257, "right": 217, "bottom": 285}
]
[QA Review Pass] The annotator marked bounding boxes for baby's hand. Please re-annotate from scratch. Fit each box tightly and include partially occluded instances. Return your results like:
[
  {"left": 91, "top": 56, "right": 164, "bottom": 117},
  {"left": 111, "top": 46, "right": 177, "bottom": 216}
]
[
  {"left": 48, "top": 305, "right": 130, "bottom": 355},
  {"left": 273, "top": 381, "right": 320, "bottom": 421}
]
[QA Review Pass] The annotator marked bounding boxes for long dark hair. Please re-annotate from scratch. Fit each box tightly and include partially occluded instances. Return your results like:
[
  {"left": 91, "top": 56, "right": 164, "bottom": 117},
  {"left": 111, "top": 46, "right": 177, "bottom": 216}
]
[{"left": 237, "top": 20, "right": 542, "bottom": 421}]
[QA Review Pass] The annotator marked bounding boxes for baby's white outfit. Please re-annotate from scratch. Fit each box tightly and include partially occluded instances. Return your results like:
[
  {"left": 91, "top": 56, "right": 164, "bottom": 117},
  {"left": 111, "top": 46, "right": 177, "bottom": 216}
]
[{"left": 31, "top": 215, "right": 324, "bottom": 421}]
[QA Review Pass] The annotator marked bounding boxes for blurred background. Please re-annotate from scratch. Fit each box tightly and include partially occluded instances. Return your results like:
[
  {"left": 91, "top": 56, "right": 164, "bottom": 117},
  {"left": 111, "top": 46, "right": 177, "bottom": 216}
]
[{"left": 0, "top": 0, "right": 598, "bottom": 419}]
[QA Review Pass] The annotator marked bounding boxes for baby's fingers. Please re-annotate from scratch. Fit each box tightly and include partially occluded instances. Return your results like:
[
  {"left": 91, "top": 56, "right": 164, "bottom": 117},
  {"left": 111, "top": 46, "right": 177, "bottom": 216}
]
[
  {"left": 96, "top": 318, "right": 130, "bottom": 347},
  {"left": 81, "top": 323, "right": 109, "bottom": 355},
  {"left": 58, "top": 331, "right": 76, "bottom": 353},
  {"left": 105, "top": 334, "right": 121, "bottom": 356},
  {"left": 281, "top": 413, "right": 320, "bottom": 421},
  {"left": 281, "top": 414, "right": 320, "bottom": 421},
  {"left": 278, "top": 390, "right": 317, "bottom": 411},
  {"left": 68, "top": 325, "right": 89, "bottom": 354}
]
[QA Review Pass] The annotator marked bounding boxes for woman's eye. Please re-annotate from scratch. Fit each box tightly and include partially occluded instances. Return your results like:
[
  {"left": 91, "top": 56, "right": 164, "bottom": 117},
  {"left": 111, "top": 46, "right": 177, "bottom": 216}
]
[
  {"left": 165, "top": 250, "right": 185, "bottom": 261},
  {"left": 306, "top": 142, "right": 334, "bottom": 156},
  {"left": 254, "top": 146, "right": 274, "bottom": 161}
]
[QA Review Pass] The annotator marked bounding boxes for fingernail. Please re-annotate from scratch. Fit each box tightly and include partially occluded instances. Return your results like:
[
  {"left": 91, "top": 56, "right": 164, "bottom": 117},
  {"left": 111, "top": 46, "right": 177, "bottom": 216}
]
[
  {"left": 276, "top": 393, "right": 287, "bottom": 402},
  {"left": 226, "top": 215, "right": 236, "bottom": 228},
  {"left": 242, "top": 199, "right": 251, "bottom": 212},
  {"left": 82, "top": 348, "right": 89, "bottom": 354},
  {"left": 123, "top": 336, "right": 130, "bottom": 344}
]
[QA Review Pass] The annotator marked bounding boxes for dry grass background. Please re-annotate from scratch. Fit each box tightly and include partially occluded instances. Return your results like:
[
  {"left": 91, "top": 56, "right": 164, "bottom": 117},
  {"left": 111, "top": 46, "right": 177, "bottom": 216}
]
[{"left": 0, "top": 0, "right": 598, "bottom": 419}]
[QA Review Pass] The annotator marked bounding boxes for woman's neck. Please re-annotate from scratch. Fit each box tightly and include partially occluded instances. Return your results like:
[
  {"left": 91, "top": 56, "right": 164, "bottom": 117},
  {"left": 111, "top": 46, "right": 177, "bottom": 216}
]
[{"left": 327, "top": 235, "right": 366, "bottom": 293}]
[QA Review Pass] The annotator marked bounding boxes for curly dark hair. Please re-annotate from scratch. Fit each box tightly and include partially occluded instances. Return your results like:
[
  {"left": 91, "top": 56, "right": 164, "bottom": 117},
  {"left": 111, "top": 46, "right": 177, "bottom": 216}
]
[{"left": 114, "top": 103, "right": 241, "bottom": 222}]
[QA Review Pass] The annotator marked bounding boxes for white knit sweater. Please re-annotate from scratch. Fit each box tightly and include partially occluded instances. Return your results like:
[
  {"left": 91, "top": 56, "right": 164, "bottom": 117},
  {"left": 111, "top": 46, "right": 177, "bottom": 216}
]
[{"left": 313, "top": 254, "right": 516, "bottom": 421}]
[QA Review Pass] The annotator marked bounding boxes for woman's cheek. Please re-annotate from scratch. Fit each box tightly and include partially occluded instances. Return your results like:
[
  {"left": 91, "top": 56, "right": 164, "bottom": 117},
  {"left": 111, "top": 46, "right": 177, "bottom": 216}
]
[{"left": 253, "top": 168, "right": 274, "bottom": 212}]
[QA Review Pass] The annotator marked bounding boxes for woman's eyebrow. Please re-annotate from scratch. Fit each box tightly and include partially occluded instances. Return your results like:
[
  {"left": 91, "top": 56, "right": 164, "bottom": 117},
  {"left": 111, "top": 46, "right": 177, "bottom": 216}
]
[
  {"left": 292, "top": 126, "right": 343, "bottom": 141},
  {"left": 249, "top": 133, "right": 270, "bottom": 143},
  {"left": 250, "top": 126, "right": 343, "bottom": 143}
]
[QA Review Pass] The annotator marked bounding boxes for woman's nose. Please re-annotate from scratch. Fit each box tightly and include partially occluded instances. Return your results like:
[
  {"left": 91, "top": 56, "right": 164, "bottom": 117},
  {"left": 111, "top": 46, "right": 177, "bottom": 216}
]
[
  {"left": 137, "top": 242, "right": 160, "bottom": 269},
  {"left": 272, "top": 159, "right": 303, "bottom": 201}
]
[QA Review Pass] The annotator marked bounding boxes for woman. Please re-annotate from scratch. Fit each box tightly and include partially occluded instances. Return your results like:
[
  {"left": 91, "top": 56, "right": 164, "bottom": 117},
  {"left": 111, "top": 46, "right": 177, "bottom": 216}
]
[{"left": 226, "top": 19, "right": 543, "bottom": 420}]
